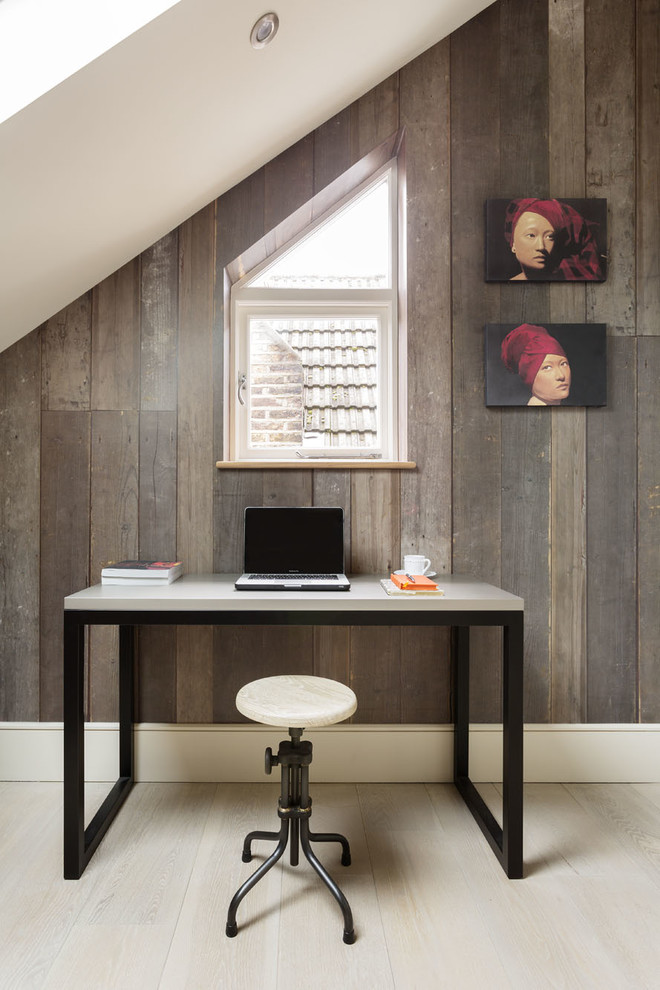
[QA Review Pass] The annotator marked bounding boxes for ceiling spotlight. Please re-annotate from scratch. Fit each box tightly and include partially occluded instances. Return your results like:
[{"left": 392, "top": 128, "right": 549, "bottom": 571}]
[{"left": 250, "top": 12, "right": 279, "bottom": 49}]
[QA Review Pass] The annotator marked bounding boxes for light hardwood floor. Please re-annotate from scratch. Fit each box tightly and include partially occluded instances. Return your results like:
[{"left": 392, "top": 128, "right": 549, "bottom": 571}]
[{"left": 1, "top": 780, "right": 660, "bottom": 989}]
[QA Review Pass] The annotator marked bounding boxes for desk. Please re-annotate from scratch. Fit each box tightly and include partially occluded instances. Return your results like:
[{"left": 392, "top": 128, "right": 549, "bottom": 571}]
[{"left": 63, "top": 574, "right": 524, "bottom": 880}]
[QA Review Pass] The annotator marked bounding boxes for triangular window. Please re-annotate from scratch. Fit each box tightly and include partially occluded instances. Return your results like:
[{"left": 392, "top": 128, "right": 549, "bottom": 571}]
[
  {"left": 225, "top": 134, "right": 406, "bottom": 464},
  {"left": 249, "top": 177, "right": 390, "bottom": 290}
]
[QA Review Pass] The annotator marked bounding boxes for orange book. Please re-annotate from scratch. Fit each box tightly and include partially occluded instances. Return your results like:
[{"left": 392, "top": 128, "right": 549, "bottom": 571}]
[{"left": 390, "top": 572, "right": 438, "bottom": 591}]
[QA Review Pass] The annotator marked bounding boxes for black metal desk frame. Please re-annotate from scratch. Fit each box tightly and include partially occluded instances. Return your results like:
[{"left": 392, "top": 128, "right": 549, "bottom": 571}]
[{"left": 63, "top": 605, "right": 523, "bottom": 881}]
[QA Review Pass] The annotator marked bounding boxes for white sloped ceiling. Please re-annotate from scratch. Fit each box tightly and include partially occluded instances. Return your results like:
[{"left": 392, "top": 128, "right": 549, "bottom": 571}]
[{"left": 0, "top": 0, "right": 494, "bottom": 353}]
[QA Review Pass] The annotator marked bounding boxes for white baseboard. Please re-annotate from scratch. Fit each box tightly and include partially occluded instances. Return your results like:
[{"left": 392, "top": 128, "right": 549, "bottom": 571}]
[{"left": 1, "top": 722, "right": 659, "bottom": 784}]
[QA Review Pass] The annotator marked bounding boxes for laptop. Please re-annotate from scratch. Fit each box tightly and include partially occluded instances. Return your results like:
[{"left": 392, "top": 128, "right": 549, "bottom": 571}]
[{"left": 234, "top": 506, "right": 351, "bottom": 591}]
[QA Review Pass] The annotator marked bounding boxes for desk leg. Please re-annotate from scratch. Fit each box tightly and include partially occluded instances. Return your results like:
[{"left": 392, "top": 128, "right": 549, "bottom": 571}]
[
  {"left": 63, "top": 612, "right": 85, "bottom": 879},
  {"left": 453, "top": 621, "right": 523, "bottom": 879},
  {"left": 119, "top": 625, "right": 135, "bottom": 780},
  {"left": 502, "top": 613, "right": 524, "bottom": 879},
  {"left": 63, "top": 619, "right": 135, "bottom": 879},
  {"left": 453, "top": 626, "right": 469, "bottom": 781}
]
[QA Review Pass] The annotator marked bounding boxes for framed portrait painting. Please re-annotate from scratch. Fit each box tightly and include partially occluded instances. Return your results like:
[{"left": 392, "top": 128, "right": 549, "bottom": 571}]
[
  {"left": 484, "top": 323, "right": 607, "bottom": 407},
  {"left": 485, "top": 198, "right": 607, "bottom": 282}
]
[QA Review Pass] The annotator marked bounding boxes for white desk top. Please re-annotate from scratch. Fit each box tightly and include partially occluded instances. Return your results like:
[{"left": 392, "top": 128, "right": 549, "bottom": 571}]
[{"left": 64, "top": 574, "right": 523, "bottom": 613}]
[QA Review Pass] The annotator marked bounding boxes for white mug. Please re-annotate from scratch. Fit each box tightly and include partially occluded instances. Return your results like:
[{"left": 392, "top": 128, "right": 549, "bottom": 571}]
[{"left": 403, "top": 554, "right": 431, "bottom": 576}]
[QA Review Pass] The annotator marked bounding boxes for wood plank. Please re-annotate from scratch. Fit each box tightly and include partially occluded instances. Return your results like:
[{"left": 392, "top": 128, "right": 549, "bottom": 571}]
[
  {"left": 0, "top": 331, "right": 41, "bottom": 721},
  {"left": 40, "top": 411, "right": 91, "bottom": 721},
  {"left": 312, "top": 469, "right": 352, "bottom": 568},
  {"left": 312, "top": 469, "right": 352, "bottom": 687},
  {"left": 400, "top": 626, "right": 450, "bottom": 723},
  {"left": 550, "top": 407, "right": 587, "bottom": 722},
  {"left": 137, "top": 410, "right": 177, "bottom": 722},
  {"left": 349, "top": 627, "right": 401, "bottom": 722},
  {"left": 313, "top": 107, "right": 352, "bottom": 193},
  {"left": 213, "top": 625, "right": 268, "bottom": 723},
  {"left": 158, "top": 784, "right": 281, "bottom": 989},
  {"left": 140, "top": 230, "right": 178, "bottom": 411},
  {"left": 313, "top": 626, "right": 351, "bottom": 686},
  {"left": 399, "top": 41, "right": 452, "bottom": 577},
  {"left": 549, "top": 0, "right": 587, "bottom": 199},
  {"left": 567, "top": 782, "right": 660, "bottom": 881},
  {"left": 638, "top": 337, "right": 660, "bottom": 720},
  {"left": 261, "top": 470, "right": 312, "bottom": 507},
  {"left": 350, "top": 470, "right": 400, "bottom": 574},
  {"left": 499, "top": 0, "right": 551, "bottom": 724},
  {"left": 351, "top": 74, "right": 400, "bottom": 161},
  {"left": 264, "top": 135, "right": 314, "bottom": 239},
  {"left": 176, "top": 203, "right": 216, "bottom": 722},
  {"left": 586, "top": 336, "right": 638, "bottom": 721},
  {"left": 548, "top": 0, "right": 588, "bottom": 723},
  {"left": 41, "top": 293, "right": 92, "bottom": 411},
  {"left": 89, "top": 409, "right": 139, "bottom": 721},
  {"left": 91, "top": 259, "right": 140, "bottom": 410},
  {"left": 78, "top": 783, "right": 217, "bottom": 925},
  {"left": 501, "top": 408, "right": 551, "bottom": 723},
  {"left": 138, "top": 410, "right": 177, "bottom": 558},
  {"left": 585, "top": 0, "right": 636, "bottom": 334},
  {"left": 42, "top": 925, "right": 173, "bottom": 990},
  {"left": 366, "top": 826, "right": 510, "bottom": 986},
  {"left": 636, "top": 0, "right": 660, "bottom": 335},
  {"left": 450, "top": 2, "right": 503, "bottom": 723},
  {"left": 217, "top": 168, "right": 267, "bottom": 271}
]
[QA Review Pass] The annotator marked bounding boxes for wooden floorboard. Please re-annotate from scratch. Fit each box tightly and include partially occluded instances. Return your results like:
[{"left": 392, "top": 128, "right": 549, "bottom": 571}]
[{"left": 1, "top": 782, "right": 660, "bottom": 988}]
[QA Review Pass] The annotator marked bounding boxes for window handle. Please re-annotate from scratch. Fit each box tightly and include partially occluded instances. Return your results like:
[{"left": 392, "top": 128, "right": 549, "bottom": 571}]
[{"left": 237, "top": 373, "right": 247, "bottom": 406}]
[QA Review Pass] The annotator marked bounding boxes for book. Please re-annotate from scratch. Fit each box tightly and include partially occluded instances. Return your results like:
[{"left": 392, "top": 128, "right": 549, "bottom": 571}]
[
  {"left": 380, "top": 578, "right": 444, "bottom": 597},
  {"left": 101, "top": 560, "right": 183, "bottom": 585},
  {"left": 390, "top": 572, "right": 438, "bottom": 591}
]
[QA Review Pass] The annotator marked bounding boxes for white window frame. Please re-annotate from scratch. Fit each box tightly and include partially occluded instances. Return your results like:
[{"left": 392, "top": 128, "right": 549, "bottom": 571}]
[{"left": 224, "top": 148, "right": 407, "bottom": 463}]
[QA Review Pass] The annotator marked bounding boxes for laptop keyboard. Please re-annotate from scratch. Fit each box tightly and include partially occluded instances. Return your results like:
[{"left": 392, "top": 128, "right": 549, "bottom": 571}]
[{"left": 249, "top": 573, "right": 337, "bottom": 580}]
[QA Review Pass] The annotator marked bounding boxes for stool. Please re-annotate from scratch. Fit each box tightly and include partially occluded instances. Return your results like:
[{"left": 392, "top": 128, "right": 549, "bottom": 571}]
[{"left": 225, "top": 674, "right": 358, "bottom": 944}]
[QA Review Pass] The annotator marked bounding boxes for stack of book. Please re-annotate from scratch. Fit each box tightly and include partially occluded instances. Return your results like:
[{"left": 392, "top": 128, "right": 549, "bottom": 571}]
[
  {"left": 101, "top": 560, "right": 183, "bottom": 586},
  {"left": 380, "top": 572, "right": 444, "bottom": 596}
]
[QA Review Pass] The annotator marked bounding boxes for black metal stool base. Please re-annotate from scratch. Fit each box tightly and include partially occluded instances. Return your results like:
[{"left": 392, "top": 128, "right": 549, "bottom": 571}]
[{"left": 226, "top": 729, "right": 355, "bottom": 944}]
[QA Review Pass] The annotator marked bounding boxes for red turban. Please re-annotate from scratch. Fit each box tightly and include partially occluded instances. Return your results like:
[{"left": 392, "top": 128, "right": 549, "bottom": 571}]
[
  {"left": 504, "top": 198, "right": 603, "bottom": 280},
  {"left": 501, "top": 325, "right": 566, "bottom": 387}
]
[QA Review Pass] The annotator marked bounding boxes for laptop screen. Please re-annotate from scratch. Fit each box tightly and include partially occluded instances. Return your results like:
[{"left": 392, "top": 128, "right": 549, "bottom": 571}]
[{"left": 243, "top": 506, "right": 345, "bottom": 575}]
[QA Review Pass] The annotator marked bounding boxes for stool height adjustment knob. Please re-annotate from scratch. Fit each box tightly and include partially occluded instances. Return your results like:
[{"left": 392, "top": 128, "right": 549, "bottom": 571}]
[{"left": 265, "top": 746, "right": 278, "bottom": 775}]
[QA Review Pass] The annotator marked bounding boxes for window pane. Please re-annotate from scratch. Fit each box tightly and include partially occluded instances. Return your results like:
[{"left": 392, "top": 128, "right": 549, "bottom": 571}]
[
  {"left": 248, "top": 317, "right": 379, "bottom": 449},
  {"left": 249, "top": 177, "right": 390, "bottom": 289},
  {"left": 248, "top": 323, "right": 304, "bottom": 447}
]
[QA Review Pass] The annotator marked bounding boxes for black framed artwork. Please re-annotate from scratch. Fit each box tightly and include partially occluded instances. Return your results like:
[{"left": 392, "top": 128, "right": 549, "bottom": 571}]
[
  {"left": 484, "top": 323, "right": 607, "bottom": 407},
  {"left": 485, "top": 198, "right": 607, "bottom": 282}
]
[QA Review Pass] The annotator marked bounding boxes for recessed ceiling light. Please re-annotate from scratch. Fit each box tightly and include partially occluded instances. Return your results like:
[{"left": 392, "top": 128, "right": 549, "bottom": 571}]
[{"left": 250, "top": 12, "right": 279, "bottom": 49}]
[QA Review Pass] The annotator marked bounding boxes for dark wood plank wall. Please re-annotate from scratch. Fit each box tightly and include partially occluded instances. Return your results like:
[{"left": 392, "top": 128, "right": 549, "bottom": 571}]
[{"left": 1, "top": 0, "right": 658, "bottom": 727}]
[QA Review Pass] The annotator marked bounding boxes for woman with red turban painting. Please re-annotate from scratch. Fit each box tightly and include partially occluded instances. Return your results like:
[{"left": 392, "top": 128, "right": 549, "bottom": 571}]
[
  {"left": 501, "top": 324, "right": 571, "bottom": 406},
  {"left": 504, "top": 198, "right": 603, "bottom": 281}
]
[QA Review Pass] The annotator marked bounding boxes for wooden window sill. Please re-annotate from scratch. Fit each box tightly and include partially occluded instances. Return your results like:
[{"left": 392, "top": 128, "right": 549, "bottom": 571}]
[{"left": 216, "top": 460, "right": 416, "bottom": 470}]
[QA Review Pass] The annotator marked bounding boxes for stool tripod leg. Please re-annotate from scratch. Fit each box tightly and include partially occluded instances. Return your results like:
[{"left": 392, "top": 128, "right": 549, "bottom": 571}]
[
  {"left": 307, "top": 829, "right": 351, "bottom": 867},
  {"left": 241, "top": 829, "right": 281, "bottom": 863},
  {"left": 226, "top": 821, "right": 289, "bottom": 938},
  {"left": 300, "top": 824, "right": 355, "bottom": 944},
  {"left": 299, "top": 763, "right": 355, "bottom": 943}
]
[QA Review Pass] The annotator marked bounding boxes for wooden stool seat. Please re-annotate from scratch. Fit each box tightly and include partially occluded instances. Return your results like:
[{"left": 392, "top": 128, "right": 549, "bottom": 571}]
[{"left": 236, "top": 674, "right": 357, "bottom": 728}]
